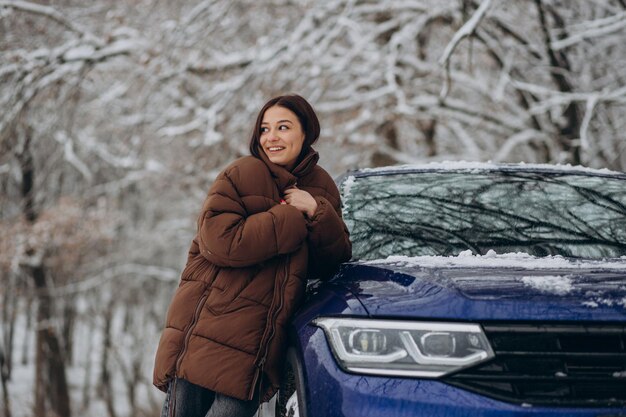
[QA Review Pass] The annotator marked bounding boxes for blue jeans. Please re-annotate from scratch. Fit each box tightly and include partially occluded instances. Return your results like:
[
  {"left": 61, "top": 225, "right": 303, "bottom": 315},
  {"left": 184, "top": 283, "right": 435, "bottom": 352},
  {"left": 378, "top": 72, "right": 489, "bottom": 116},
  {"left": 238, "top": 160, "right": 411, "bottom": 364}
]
[{"left": 161, "top": 378, "right": 260, "bottom": 417}]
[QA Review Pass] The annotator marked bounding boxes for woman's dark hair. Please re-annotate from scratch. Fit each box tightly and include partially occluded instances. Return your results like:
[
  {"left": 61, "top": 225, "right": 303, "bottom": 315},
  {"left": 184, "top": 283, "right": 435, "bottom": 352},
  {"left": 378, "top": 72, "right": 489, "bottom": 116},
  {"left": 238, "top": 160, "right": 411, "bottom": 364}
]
[{"left": 249, "top": 94, "right": 320, "bottom": 161}]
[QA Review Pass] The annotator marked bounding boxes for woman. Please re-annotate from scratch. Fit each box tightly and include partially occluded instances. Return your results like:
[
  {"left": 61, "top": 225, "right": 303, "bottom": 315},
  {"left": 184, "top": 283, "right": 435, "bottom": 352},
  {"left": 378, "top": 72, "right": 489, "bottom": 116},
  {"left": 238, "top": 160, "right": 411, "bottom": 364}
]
[{"left": 153, "top": 94, "right": 352, "bottom": 417}]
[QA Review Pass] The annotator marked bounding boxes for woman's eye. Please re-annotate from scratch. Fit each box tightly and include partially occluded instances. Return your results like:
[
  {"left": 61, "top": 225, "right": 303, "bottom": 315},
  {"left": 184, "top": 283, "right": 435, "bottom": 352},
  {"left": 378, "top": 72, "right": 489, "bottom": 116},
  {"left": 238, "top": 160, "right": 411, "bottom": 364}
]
[
  {"left": 279, "top": 125, "right": 289, "bottom": 130},
  {"left": 260, "top": 127, "right": 268, "bottom": 133}
]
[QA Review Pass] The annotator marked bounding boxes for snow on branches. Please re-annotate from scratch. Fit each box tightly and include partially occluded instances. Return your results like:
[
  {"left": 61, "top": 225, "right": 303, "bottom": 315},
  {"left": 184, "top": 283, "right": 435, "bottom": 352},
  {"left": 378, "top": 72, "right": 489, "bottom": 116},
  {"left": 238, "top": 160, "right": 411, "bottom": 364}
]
[{"left": 1, "top": 1, "right": 625, "bottom": 416}]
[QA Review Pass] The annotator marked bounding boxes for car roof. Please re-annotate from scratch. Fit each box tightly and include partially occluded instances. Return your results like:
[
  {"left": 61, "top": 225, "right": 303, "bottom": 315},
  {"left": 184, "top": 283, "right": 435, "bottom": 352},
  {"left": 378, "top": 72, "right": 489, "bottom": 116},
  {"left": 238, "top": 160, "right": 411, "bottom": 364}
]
[{"left": 338, "top": 161, "right": 626, "bottom": 181}]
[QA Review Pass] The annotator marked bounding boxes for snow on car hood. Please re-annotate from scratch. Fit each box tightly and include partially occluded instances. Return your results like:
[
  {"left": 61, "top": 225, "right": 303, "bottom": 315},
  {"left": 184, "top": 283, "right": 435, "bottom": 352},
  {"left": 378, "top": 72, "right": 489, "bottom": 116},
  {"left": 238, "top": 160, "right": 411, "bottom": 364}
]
[{"left": 334, "top": 251, "right": 626, "bottom": 321}]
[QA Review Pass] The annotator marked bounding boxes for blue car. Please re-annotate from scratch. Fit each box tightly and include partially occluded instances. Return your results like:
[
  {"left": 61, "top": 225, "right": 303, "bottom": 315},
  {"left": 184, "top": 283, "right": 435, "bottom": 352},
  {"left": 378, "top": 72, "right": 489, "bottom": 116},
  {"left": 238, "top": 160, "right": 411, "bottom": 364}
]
[{"left": 275, "top": 163, "right": 626, "bottom": 417}]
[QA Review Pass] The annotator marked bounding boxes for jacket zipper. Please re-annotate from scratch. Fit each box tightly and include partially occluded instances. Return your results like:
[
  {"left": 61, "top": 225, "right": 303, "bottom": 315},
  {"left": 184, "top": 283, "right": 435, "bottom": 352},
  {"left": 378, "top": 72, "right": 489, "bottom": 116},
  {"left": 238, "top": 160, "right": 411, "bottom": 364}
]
[
  {"left": 249, "top": 257, "right": 290, "bottom": 400},
  {"left": 167, "top": 377, "right": 177, "bottom": 417},
  {"left": 175, "top": 292, "right": 209, "bottom": 373}
]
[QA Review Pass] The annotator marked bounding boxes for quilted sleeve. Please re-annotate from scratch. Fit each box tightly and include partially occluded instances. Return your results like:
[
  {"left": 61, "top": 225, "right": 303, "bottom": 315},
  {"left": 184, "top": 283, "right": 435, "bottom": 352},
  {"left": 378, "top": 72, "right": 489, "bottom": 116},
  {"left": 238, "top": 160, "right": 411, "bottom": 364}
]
[
  {"left": 197, "top": 167, "right": 308, "bottom": 268},
  {"left": 306, "top": 182, "right": 352, "bottom": 279}
]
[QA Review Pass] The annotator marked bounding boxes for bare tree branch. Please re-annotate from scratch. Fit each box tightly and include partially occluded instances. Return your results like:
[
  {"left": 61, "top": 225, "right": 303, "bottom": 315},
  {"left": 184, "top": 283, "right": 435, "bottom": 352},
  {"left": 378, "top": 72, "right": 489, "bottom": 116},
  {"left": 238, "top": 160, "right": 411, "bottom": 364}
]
[
  {"left": 551, "top": 11, "right": 626, "bottom": 50},
  {"left": 0, "top": 0, "right": 100, "bottom": 44},
  {"left": 579, "top": 94, "right": 599, "bottom": 155},
  {"left": 438, "top": 0, "right": 494, "bottom": 101},
  {"left": 53, "top": 132, "right": 93, "bottom": 183}
]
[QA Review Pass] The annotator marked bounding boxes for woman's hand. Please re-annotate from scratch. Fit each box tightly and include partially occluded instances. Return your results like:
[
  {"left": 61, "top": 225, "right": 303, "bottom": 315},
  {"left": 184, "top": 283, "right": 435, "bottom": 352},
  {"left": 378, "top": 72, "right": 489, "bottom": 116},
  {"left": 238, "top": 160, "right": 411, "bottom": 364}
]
[{"left": 283, "top": 187, "right": 318, "bottom": 218}]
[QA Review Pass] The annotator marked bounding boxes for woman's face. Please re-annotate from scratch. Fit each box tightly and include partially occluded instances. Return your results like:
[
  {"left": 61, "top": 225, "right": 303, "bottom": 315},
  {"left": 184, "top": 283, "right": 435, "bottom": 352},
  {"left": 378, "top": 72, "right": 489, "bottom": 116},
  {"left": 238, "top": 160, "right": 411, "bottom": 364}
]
[{"left": 259, "top": 106, "right": 305, "bottom": 170}]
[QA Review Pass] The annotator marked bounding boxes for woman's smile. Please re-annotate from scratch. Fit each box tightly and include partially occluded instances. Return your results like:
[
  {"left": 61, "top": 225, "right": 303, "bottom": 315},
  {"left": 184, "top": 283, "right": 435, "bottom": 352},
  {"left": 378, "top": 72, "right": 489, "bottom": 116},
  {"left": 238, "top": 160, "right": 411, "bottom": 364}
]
[{"left": 267, "top": 146, "right": 286, "bottom": 152}]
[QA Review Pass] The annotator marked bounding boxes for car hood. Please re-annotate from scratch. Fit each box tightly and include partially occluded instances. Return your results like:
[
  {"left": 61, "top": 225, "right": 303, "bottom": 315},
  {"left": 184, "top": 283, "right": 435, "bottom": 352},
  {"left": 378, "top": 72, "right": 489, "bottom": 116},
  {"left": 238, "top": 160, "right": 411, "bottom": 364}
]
[{"left": 333, "top": 254, "right": 626, "bottom": 321}]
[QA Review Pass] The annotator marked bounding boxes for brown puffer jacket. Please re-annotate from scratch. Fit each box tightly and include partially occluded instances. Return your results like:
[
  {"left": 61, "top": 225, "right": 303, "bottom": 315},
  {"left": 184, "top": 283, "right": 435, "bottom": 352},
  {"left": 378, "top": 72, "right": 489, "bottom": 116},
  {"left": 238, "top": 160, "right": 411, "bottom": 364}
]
[{"left": 153, "top": 148, "right": 352, "bottom": 402}]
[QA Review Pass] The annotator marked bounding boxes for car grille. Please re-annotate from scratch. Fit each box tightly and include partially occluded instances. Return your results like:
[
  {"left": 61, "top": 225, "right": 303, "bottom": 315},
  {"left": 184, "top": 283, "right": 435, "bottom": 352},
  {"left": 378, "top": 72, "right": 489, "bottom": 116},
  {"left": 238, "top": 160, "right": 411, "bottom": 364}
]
[{"left": 445, "top": 323, "right": 626, "bottom": 407}]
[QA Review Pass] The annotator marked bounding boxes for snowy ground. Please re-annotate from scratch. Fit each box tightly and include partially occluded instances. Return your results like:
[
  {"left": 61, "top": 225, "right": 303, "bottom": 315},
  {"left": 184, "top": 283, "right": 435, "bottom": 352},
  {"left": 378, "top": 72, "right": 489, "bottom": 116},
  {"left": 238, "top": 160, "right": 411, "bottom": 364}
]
[
  {"left": 8, "top": 304, "right": 162, "bottom": 417},
  {"left": 7, "top": 303, "right": 279, "bottom": 417}
]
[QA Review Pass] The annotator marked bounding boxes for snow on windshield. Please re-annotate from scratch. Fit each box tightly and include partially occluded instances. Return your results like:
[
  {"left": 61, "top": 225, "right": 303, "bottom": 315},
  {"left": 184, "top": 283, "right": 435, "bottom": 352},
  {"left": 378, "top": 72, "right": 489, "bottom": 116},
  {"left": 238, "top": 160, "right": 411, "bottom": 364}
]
[{"left": 365, "top": 250, "right": 626, "bottom": 270}]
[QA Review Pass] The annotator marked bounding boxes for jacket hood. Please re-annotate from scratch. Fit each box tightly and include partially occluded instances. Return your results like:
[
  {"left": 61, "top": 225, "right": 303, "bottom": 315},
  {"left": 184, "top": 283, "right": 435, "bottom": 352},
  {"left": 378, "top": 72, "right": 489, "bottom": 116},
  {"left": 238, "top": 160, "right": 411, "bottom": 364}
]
[
  {"left": 333, "top": 254, "right": 626, "bottom": 322},
  {"left": 256, "top": 146, "right": 319, "bottom": 192}
]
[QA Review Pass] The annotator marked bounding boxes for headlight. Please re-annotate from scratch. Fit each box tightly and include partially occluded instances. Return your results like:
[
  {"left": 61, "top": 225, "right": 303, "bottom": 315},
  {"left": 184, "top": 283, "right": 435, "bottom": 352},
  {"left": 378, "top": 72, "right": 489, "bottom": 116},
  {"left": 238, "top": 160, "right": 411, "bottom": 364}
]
[{"left": 314, "top": 318, "right": 494, "bottom": 377}]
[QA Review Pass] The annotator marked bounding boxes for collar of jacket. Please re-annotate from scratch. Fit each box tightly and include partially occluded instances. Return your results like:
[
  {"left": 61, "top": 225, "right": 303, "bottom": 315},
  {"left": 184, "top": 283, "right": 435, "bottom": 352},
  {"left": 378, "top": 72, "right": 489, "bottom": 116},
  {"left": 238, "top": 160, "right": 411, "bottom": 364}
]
[{"left": 256, "top": 146, "right": 320, "bottom": 192}]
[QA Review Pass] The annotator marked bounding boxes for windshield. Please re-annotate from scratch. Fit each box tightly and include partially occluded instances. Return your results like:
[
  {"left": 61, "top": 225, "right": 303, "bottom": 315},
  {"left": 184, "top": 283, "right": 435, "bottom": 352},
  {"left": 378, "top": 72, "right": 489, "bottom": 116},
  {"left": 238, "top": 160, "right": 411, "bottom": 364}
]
[{"left": 341, "top": 170, "right": 626, "bottom": 261}]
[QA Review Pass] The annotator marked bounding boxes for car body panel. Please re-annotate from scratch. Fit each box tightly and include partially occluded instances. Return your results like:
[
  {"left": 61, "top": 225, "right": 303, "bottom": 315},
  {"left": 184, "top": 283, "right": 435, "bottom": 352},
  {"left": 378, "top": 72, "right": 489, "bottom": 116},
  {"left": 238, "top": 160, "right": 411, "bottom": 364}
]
[{"left": 332, "top": 263, "right": 626, "bottom": 321}]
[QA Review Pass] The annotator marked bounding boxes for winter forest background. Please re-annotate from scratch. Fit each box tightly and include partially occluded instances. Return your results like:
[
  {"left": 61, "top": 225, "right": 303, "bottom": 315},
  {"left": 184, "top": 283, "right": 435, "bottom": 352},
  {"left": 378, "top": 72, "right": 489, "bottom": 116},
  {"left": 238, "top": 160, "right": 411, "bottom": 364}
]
[{"left": 1, "top": 0, "right": 625, "bottom": 416}]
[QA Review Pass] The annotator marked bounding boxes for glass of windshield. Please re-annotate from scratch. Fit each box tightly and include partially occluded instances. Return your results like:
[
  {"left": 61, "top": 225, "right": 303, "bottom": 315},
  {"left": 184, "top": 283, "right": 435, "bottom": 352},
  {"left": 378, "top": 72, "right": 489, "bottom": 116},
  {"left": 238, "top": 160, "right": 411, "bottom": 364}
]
[{"left": 341, "top": 170, "right": 626, "bottom": 261}]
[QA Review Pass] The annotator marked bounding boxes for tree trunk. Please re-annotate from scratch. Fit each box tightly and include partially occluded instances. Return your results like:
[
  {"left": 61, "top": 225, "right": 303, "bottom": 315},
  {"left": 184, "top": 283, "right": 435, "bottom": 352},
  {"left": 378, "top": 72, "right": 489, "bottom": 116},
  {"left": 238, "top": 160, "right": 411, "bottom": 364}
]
[
  {"left": 1, "top": 273, "right": 17, "bottom": 380},
  {"left": 21, "top": 295, "right": 32, "bottom": 366},
  {"left": 1, "top": 272, "right": 17, "bottom": 417},
  {"left": 31, "top": 264, "right": 72, "bottom": 417},
  {"left": 127, "top": 365, "right": 137, "bottom": 417},
  {"left": 33, "top": 266, "right": 47, "bottom": 417},
  {"left": 535, "top": 0, "right": 582, "bottom": 164},
  {"left": 420, "top": 119, "right": 438, "bottom": 158},
  {"left": 81, "top": 321, "right": 93, "bottom": 411},
  {"left": 0, "top": 347, "right": 11, "bottom": 417},
  {"left": 62, "top": 299, "right": 75, "bottom": 365},
  {"left": 18, "top": 133, "right": 71, "bottom": 417},
  {"left": 99, "top": 299, "right": 117, "bottom": 417}
]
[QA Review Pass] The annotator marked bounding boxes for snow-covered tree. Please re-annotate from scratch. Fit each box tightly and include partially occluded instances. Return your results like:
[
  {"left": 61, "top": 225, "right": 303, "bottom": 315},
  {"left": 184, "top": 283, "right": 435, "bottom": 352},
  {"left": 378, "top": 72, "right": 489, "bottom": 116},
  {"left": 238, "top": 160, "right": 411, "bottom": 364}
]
[{"left": 1, "top": 0, "right": 624, "bottom": 416}]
